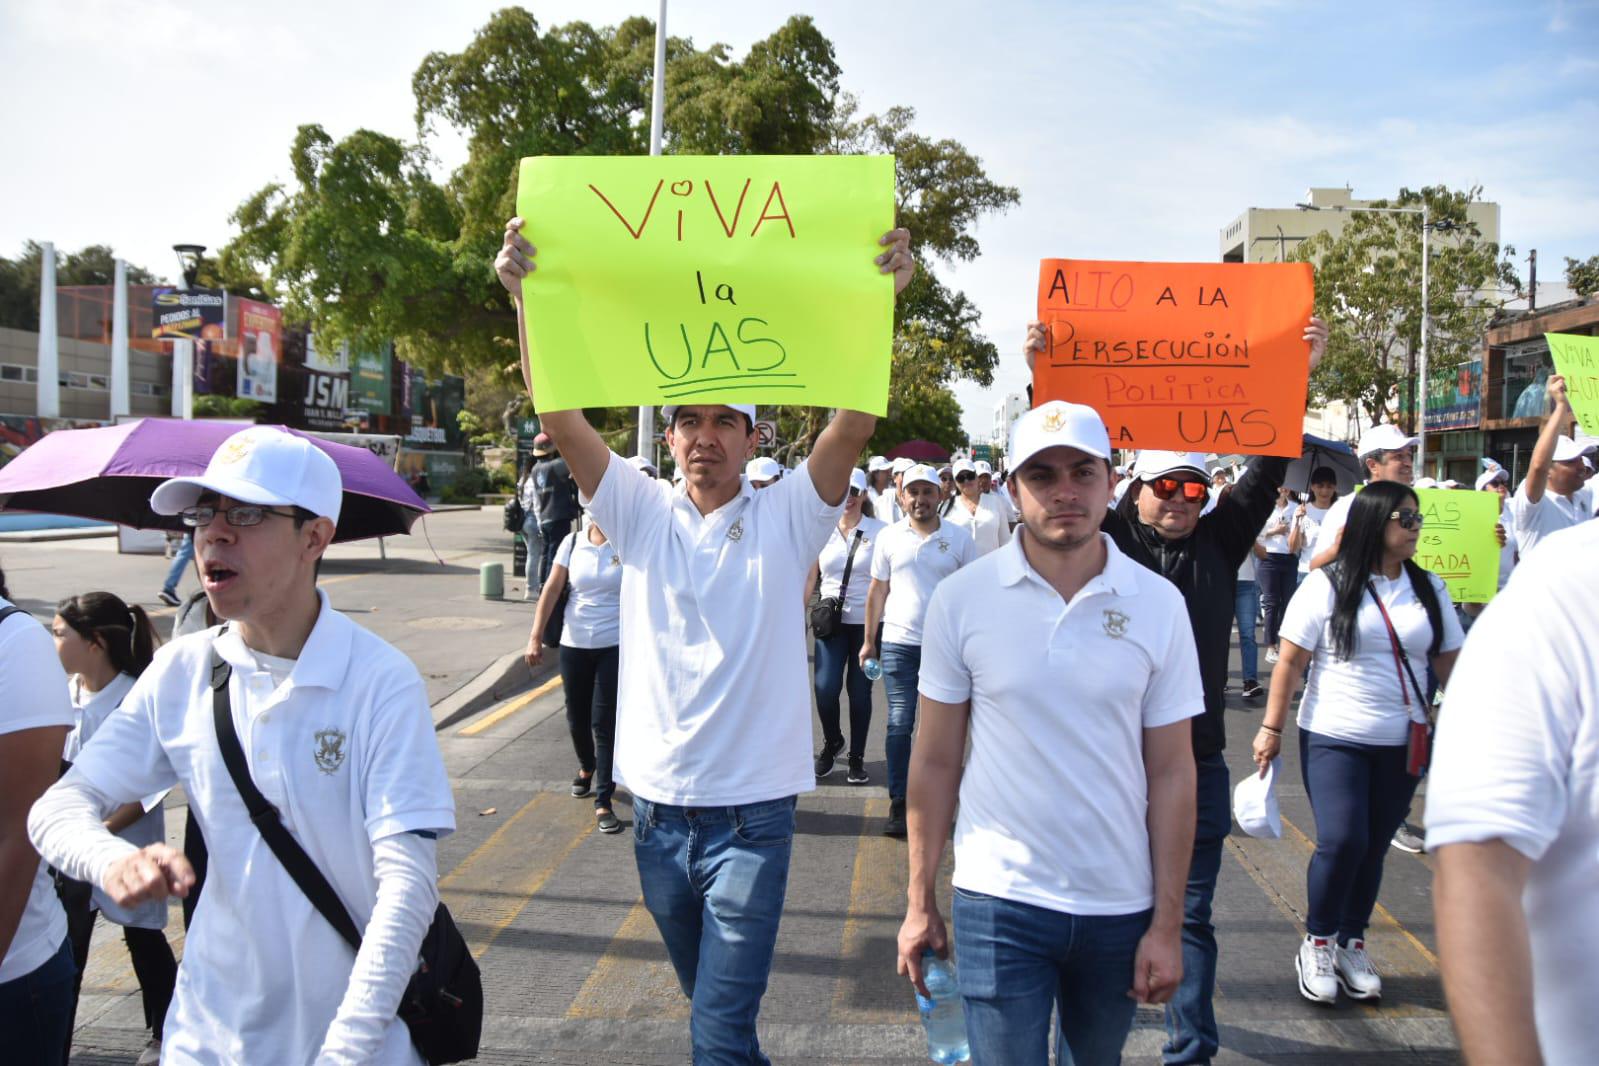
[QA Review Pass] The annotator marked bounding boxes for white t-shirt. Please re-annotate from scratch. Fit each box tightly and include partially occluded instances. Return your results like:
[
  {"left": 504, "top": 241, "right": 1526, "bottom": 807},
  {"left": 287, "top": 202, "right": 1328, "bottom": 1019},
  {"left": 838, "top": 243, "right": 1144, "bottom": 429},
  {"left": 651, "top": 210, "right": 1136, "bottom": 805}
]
[
  {"left": 1279, "top": 567, "right": 1464, "bottom": 745},
  {"left": 942, "top": 494, "right": 1013, "bottom": 556},
  {"left": 554, "top": 530, "right": 622, "bottom": 649},
  {"left": 1309, "top": 491, "right": 1357, "bottom": 563},
  {"left": 872, "top": 487, "right": 902, "bottom": 524},
  {"left": 0, "top": 600, "right": 72, "bottom": 984},
  {"left": 1496, "top": 499, "right": 1518, "bottom": 591},
  {"left": 583, "top": 451, "right": 841, "bottom": 807},
  {"left": 1425, "top": 520, "right": 1599, "bottom": 1065},
  {"left": 48, "top": 592, "right": 454, "bottom": 1065},
  {"left": 816, "top": 516, "right": 888, "bottom": 626},
  {"left": 1259, "top": 502, "right": 1294, "bottom": 554},
  {"left": 66, "top": 672, "right": 168, "bottom": 929},
  {"left": 1509, "top": 479, "right": 1590, "bottom": 561},
  {"left": 918, "top": 535, "right": 1204, "bottom": 915},
  {"left": 870, "top": 517, "right": 978, "bottom": 646},
  {"left": 1295, "top": 503, "right": 1332, "bottom": 573}
]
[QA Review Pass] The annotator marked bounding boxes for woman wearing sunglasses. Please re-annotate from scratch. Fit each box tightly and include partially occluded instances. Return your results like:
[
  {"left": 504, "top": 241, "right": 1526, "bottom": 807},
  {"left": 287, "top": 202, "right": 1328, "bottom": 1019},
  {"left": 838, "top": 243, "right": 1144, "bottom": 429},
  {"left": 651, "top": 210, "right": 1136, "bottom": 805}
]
[
  {"left": 1252, "top": 480, "right": 1463, "bottom": 1007},
  {"left": 940, "top": 458, "right": 1013, "bottom": 556}
]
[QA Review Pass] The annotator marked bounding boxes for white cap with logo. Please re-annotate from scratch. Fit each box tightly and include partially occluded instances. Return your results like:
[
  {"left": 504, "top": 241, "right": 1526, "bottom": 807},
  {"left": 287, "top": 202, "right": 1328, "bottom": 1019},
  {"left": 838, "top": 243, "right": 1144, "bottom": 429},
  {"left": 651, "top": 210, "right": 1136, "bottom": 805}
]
[
  {"left": 1008, "top": 400, "right": 1112, "bottom": 472},
  {"left": 867, "top": 455, "right": 890, "bottom": 473},
  {"left": 951, "top": 457, "right": 976, "bottom": 477},
  {"left": 1356, "top": 423, "right": 1418, "bottom": 459},
  {"left": 662, "top": 404, "right": 757, "bottom": 427},
  {"left": 901, "top": 463, "right": 940, "bottom": 490},
  {"left": 849, "top": 468, "right": 869, "bottom": 493},
  {"left": 890, "top": 456, "right": 915, "bottom": 475},
  {"left": 1130, "top": 450, "right": 1210, "bottom": 482},
  {"left": 1552, "top": 435, "right": 1598, "bottom": 463},
  {"left": 745, "top": 456, "right": 783, "bottom": 482},
  {"left": 974, "top": 460, "right": 994, "bottom": 476},
  {"left": 151, "top": 426, "right": 343, "bottom": 524}
]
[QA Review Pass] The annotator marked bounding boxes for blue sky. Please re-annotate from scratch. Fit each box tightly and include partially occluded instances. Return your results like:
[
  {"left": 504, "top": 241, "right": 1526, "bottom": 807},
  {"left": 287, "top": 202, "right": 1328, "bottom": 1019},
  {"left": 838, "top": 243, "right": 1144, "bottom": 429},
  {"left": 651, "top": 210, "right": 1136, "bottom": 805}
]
[{"left": 2, "top": 0, "right": 1594, "bottom": 439}]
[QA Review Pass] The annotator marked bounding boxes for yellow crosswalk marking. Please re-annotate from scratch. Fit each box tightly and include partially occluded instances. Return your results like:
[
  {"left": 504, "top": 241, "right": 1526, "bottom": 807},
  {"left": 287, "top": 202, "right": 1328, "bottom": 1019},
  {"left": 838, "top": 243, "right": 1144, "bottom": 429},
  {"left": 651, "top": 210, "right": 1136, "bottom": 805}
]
[
  {"left": 458, "top": 676, "right": 563, "bottom": 736},
  {"left": 565, "top": 898, "right": 689, "bottom": 1020}
]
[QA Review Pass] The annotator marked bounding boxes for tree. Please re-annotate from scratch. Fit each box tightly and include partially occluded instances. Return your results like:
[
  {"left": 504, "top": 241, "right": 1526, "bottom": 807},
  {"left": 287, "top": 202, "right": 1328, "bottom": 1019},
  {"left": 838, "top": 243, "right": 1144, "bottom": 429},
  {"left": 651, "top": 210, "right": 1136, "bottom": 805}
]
[
  {"left": 1566, "top": 255, "right": 1599, "bottom": 299},
  {"left": 0, "top": 241, "right": 161, "bottom": 331},
  {"left": 1292, "top": 185, "right": 1520, "bottom": 429},
  {"left": 221, "top": 9, "right": 1016, "bottom": 460}
]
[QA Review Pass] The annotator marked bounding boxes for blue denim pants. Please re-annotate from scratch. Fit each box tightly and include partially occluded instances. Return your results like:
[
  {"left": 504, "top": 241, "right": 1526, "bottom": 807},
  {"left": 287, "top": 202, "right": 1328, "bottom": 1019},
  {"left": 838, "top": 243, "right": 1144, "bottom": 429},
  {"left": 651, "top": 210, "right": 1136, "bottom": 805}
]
[
  {"left": 0, "top": 936, "right": 74, "bottom": 1066},
  {"left": 634, "top": 796, "right": 797, "bottom": 1065},
  {"left": 1233, "top": 579, "right": 1259, "bottom": 684},
  {"left": 954, "top": 888, "right": 1151, "bottom": 1065},
  {"left": 161, "top": 533, "right": 194, "bottom": 597},
  {"left": 880, "top": 641, "right": 922, "bottom": 800},
  {"left": 812, "top": 623, "right": 873, "bottom": 757},
  {"left": 1163, "top": 751, "right": 1230, "bottom": 1065}
]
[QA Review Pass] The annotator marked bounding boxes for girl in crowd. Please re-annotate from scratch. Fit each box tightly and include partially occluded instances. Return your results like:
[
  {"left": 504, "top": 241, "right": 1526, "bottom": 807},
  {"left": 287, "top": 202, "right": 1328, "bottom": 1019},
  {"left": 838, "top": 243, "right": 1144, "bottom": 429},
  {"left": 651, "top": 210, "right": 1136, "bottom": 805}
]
[
  {"left": 1252, "top": 481, "right": 1462, "bottom": 1006},
  {"left": 1257, "top": 484, "right": 1300, "bottom": 663},
  {"left": 526, "top": 513, "right": 624, "bottom": 834},
  {"left": 1289, "top": 467, "right": 1341, "bottom": 589},
  {"left": 51, "top": 592, "right": 177, "bottom": 1066},
  {"left": 940, "top": 458, "right": 1012, "bottom": 556},
  {"left": 804, "top": 469, "right": 885, "bottom": 784}
]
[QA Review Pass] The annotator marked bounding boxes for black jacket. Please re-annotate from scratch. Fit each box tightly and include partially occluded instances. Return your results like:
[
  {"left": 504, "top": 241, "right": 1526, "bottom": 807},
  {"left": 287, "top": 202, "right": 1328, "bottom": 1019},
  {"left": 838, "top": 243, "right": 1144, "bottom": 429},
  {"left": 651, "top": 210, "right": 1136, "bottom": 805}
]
[{"left": 1101, "top": 455, "right": 1289, "bottom": 758}]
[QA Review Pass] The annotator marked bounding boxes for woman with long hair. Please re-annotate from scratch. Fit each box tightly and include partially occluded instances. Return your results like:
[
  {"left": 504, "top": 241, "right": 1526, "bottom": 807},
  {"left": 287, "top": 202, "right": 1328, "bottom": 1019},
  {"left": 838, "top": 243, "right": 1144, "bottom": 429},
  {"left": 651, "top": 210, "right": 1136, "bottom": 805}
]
[
  {"left": 1252, "top": 482, "right": 1463, "bottom": 1007},
  {"left": 804, "top": 469, "right": 886, "bottom": 784},
  {"left": 526, "top": 514, "right": 624, "bottom": 834},
  {"left": 51, "top": 592, "right": 176, "bottom": 1065}
]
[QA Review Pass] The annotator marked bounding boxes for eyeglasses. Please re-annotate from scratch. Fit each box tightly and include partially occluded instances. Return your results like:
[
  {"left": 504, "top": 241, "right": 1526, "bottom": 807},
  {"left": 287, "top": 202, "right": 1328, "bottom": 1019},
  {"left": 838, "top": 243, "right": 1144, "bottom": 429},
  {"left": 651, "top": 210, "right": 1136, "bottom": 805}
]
[
  {"left": 1389, "top": 509, "right": 1425, "bottom": 530},
  {"left": 180, "top": 505, "right": 300, "bottom": 528},
  {"left": 847, "top": 487, "right": 862, "bottom": 497},
  {"left": 1148, "top": 478, "right": 1208, "bottom": 502},
  {"left": 955, "top": 472, "right": 976, "bottom": 483}
]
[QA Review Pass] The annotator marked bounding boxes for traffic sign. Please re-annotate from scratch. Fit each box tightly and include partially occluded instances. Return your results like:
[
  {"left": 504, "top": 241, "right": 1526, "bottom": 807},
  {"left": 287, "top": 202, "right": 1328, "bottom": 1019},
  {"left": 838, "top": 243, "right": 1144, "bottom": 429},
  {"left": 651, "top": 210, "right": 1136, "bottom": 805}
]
[{"left": 754, "top": 420, "right": 778, "bottom": 448}]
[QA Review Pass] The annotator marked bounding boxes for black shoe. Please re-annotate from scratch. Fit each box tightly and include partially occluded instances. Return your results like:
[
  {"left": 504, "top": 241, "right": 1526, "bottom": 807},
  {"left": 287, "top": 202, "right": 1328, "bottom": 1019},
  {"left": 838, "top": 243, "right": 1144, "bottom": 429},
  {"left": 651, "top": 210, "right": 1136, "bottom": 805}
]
[
  {"left": 883, "top": 798, "right": 907, "bottom": 838},
  {"left": 1242, "top": 679, "right": 1264, "bottom": 701},
  {"left": 571, "top": 774, "right": 593, "bottom": 798},
  {"left": 157, "top": 589, "right": 181, "bottom": 607},
  {"left": 1391, "top": 822, "right": 1426, "bottom": 853},
  {"left": 814, "top": 737, "right": 846, "bottom": 778},
  {"left": 595, "top": 810, "right": 622, "bottom": 834},
  {"left": 846, "top": 755, "right": 869, "bottom": 785}
]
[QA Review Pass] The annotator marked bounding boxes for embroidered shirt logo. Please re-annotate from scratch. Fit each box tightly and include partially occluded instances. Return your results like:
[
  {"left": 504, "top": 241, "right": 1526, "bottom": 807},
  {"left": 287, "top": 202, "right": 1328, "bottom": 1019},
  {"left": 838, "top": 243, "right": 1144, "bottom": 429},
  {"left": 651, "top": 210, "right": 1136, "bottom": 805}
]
[
  {"left": 936, "top": 538, "right": 951, "bottom": 553},
  {"left": 1103, "top": 609, "right": 1130, "bottom": 639},
  {"left": 609, "top": 553, "right": 621, "bottom": 566},
  {"left": 727, "top": 518, "right": 745, "bottom": 542},
  {"left": 313, "top": 729, "right": 347, "bottom": 774}
]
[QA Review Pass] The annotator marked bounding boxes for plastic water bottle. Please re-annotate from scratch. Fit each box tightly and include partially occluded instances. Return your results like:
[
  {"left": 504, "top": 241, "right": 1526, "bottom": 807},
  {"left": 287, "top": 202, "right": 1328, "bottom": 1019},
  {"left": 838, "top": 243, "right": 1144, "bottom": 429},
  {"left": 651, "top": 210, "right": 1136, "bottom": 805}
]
[
  {"left": 863, "top": 657, "right": 884, "bottom": 681},
  {"left": 916, "top": 952, "right": 969, "bottom": 1064}
]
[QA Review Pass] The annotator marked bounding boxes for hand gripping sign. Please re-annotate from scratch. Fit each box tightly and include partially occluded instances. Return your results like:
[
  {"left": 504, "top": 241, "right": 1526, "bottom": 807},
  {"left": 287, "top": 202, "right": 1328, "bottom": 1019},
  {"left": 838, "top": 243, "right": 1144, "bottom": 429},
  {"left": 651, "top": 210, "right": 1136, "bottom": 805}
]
[
  {"left": 516, "top": 155, "right": 896, "bottom": 415},
  {"left": 1034, "top": 260, "right": 1314, "bottom": 458}
]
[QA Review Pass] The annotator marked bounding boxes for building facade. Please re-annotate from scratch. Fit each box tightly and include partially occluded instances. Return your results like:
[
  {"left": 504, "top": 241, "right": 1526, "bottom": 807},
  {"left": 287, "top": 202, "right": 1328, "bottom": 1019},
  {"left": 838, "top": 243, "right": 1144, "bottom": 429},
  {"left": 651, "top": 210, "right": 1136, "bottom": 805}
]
[{"left": 1219, "top": 186, "right": 1501, "bottom": 264}]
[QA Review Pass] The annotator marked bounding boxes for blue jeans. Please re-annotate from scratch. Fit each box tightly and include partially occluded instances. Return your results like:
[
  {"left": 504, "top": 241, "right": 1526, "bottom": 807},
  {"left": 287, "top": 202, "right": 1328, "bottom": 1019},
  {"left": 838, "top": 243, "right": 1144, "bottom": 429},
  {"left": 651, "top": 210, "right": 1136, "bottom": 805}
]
[
  {"left": 1233, "top": 579, "right": 1259, "bottom": 683},
  {"left": 1258, "top": 554, "right": 1299, "bottom": 648},
  {"left": 1300, "top": 729, "right": 1418, "bottom": 942},
  {"left": 881, "top": 641, "right": 922, "bottom": 800},
  {"left": 634, "top": 796, "right": 797, "bottom": 1065},
  {"left": 0, "top": 936, "right": 74, "bottom": 1066},
  {"left": 1163, "top": 752, "right": 1229, "bottom": 1065},
  {"left": 954, "top": 888, "right": 1150, "bottom": 1065},
  {"left": 813, "top": 624, "right": 873, "bottom": 757},
  {"left": 162, "top": 534, "right": 194, "bottom": 596}
]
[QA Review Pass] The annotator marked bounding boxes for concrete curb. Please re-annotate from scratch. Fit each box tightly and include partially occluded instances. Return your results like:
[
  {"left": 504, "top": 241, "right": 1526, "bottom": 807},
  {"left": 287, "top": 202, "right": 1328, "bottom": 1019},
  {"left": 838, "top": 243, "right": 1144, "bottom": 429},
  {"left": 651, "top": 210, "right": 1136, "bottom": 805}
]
[
  {"left": 432, "top": 647, "right": 556, "bottom": 731},
  {"left": 0, "top": 525, "right": 118, "bottom": 542}
]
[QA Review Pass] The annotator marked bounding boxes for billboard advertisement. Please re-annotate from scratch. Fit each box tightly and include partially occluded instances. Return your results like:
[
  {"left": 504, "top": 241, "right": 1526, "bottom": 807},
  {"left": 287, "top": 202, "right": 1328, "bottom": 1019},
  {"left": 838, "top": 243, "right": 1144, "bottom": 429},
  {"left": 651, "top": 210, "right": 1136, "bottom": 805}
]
[
  {"left": 150, "top": 287, "right": 225, "bottom": 339},
  {"left": 237, "top": 298, "right": 282, "bottom": 402},
  {"left": 350, "top": 343, "right": 392, "bottom": 415},
  {"left": 301, "top": 333, "right": 351, "bottom": 431}
]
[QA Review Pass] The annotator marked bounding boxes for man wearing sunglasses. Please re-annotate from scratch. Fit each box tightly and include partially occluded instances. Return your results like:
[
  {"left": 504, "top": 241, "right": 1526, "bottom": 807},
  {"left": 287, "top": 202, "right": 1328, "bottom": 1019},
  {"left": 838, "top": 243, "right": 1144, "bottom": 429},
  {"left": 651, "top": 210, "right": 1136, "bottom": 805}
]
[{"left": 29, "top": 426, "right": 455, "bottom": 1065}]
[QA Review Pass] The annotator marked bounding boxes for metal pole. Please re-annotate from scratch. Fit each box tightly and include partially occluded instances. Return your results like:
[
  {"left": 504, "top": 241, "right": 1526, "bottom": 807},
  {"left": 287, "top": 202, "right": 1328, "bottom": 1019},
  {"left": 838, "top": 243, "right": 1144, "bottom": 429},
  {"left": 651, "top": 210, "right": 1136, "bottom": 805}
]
[
  {"left": 110, "top": 258, "right": 130, "bottom": 419},
  {"left": 36, "top": 241, "right": 60, "bottom": 419},
  {"left": 1417, "top": 203, "right": 1429, "bottom": 477},
  {"left": 637, "top": 0, "right": 667, "bottom": 464}
]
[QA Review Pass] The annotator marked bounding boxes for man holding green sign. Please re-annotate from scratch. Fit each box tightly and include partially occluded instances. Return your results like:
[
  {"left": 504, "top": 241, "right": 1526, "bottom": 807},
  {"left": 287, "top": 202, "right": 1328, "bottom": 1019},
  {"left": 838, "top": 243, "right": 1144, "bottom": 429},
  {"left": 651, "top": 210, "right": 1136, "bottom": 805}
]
[
  {"left": 496, "top": 167, "right": 913, "bottom": 1062},
  {"left": 1510, "top": 373, "right": 1595, "bottom": 561}
]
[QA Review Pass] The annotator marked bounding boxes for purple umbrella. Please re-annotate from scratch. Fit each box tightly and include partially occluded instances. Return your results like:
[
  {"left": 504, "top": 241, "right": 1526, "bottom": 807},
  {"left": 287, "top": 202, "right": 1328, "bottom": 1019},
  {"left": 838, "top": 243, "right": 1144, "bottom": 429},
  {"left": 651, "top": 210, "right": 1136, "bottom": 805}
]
[{"left": 0, "top": 419, "right": 429, "bottom": 542}]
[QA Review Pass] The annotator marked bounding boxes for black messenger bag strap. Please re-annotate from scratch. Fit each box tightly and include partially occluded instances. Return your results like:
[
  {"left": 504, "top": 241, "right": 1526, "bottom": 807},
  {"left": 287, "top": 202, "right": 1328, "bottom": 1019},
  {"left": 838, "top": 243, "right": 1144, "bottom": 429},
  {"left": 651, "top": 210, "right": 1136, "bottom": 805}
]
[
  {"left": 837, "top": 529, "right": 864, "bottom": 603},
  {"left": 208, "top": 644, "right": 363, "bottom": 951}
]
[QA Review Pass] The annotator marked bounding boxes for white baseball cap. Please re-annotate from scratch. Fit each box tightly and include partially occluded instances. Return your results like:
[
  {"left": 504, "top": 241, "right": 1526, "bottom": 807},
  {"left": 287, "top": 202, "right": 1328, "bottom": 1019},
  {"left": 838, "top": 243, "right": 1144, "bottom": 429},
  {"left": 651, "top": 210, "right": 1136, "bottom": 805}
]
[
  {"left": 1552, "top": 435, "right": 1597, "bottom": 463},
  {"left": 1414, "top": 476, "right": 1439, "bottom": 490},
  {"left": 1009, "top": 400, "right": 1111, "bottom": 472},
  {"left": 1474, "top": 468, "right": 1508, "bottom": 491},
  {"left": 1232, "top": 759, "right": 1283, "bottom": 840},
  {"left": 849, "top": 468, "right": 868, "bottom": 492},
  {"left": 890, "top": 456, "right": 915, "bottom": 475},
  {"left": 745, "top": 456, "right": 783, "bottom": 482},
  {"left": 901, "top": 463, "right": 940, "bottom": 490},
  {"left": 626, "top": 454, "right": 658, "bottom": 476},
  {"left": 1356, "top": 424, "right": 1418, "bottom": 458},
  {"left": 951, "top": 457, "right": 976, "bottom": 476},
  {"left": 661, "top": 403, "right": 757, "bottom": 428},
  {"left": 867, "top": 455, "right": 889, "bottom": 473},
  {"left": 1131, "top": 450, "right": 1210, "bottom": 482},
  {"left": 152, "top": 426, "right": 342, "bottom": 523},
  {"left": 974, "top": 460, "right": 993, "bottom": 477}
]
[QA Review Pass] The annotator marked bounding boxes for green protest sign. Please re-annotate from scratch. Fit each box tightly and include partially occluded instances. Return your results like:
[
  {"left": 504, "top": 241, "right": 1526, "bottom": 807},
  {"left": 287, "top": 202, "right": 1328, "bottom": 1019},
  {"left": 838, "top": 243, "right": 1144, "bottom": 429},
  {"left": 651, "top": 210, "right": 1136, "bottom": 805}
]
[
  {"left": 1546, "top": 332, "right": 1599, "bottom": 437},
  {"left": 1413, "top": 487, "right": 1501, "bottom": 604},
  {"left": 515, "top": 155, "right": 896, "bottom": 415}
]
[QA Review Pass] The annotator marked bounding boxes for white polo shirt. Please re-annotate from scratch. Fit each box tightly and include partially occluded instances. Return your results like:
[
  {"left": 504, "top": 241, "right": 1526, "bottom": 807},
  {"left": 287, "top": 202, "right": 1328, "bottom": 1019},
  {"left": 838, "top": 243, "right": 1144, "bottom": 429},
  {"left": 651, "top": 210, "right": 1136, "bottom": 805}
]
[
  {"left": 583, "top": 450, "right": 841, "bottom": 806},
  {"left": 0, "top": 600, "right": 72, "bottom": 985},
  {"left": 870, "top": 517, "right": 977, "bottom": 646},
  {"left": 57, "top": 591, "right": 454, "bottom": 1065},
  {"left": 1295, "top": 503, "right": 1332, "bottom": 574},
  {"left": 873, "top": 486, "right": 902, "bottom": 524},
  {"left": 942, "top": 495, "right": 1012, "bottom": 556},
  {"left": 1309, "top": 490, "right": 1356, "bottom": 562},
  {"left": 553, "top": 529, "right": 622, "bottom": 649},
  {"left": 1509, "top": 479, "right": 1590, "bottom": 561},
  {"left": 1425, "top": 520, "right": 1599, "bottom": 1065},
  {"left": 918, "top": 534, "right": 1204, "bottom": 915},
  {"left": 816, "top": 515, "right": 888, "bottom": 626}
]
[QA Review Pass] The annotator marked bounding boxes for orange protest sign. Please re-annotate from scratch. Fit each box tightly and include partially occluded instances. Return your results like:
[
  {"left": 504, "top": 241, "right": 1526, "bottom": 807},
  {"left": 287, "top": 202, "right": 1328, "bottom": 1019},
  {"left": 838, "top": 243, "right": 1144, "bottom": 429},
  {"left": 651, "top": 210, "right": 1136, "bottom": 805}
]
[{"left": 1034, "top": 260, "right": 1314, "bottom": 457}]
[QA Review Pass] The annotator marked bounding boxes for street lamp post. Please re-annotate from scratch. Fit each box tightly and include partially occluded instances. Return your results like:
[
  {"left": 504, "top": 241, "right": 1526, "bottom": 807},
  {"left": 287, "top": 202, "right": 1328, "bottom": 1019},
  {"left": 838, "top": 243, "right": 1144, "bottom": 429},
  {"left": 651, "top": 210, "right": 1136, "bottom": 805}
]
[
  {"left": 171, "top": 243, "right": 207, "bottom": 421},
  {"left": 1296, "top": 201, "right": 1433, "bottom": 476},
  {"left": 636, "top": 0, "right": 668, "bottom": 468}
]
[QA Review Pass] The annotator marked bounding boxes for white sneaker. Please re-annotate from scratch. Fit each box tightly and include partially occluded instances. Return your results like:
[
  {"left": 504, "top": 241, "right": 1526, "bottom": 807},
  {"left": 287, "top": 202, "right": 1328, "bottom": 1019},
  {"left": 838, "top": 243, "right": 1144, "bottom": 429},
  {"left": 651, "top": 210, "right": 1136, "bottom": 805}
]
[
  {"left": 1265, "top": 646, "right": 1281, "bottom": 664},
  {"left": 1336, "top": 938, "right": 1382, "bottom": 1001},
  {"left": 136, "top": 1038, "right": 162, "bottom": 1066},
  {"left": 1296, "top": 935, "right": 1338, "bottom": 1004}
]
